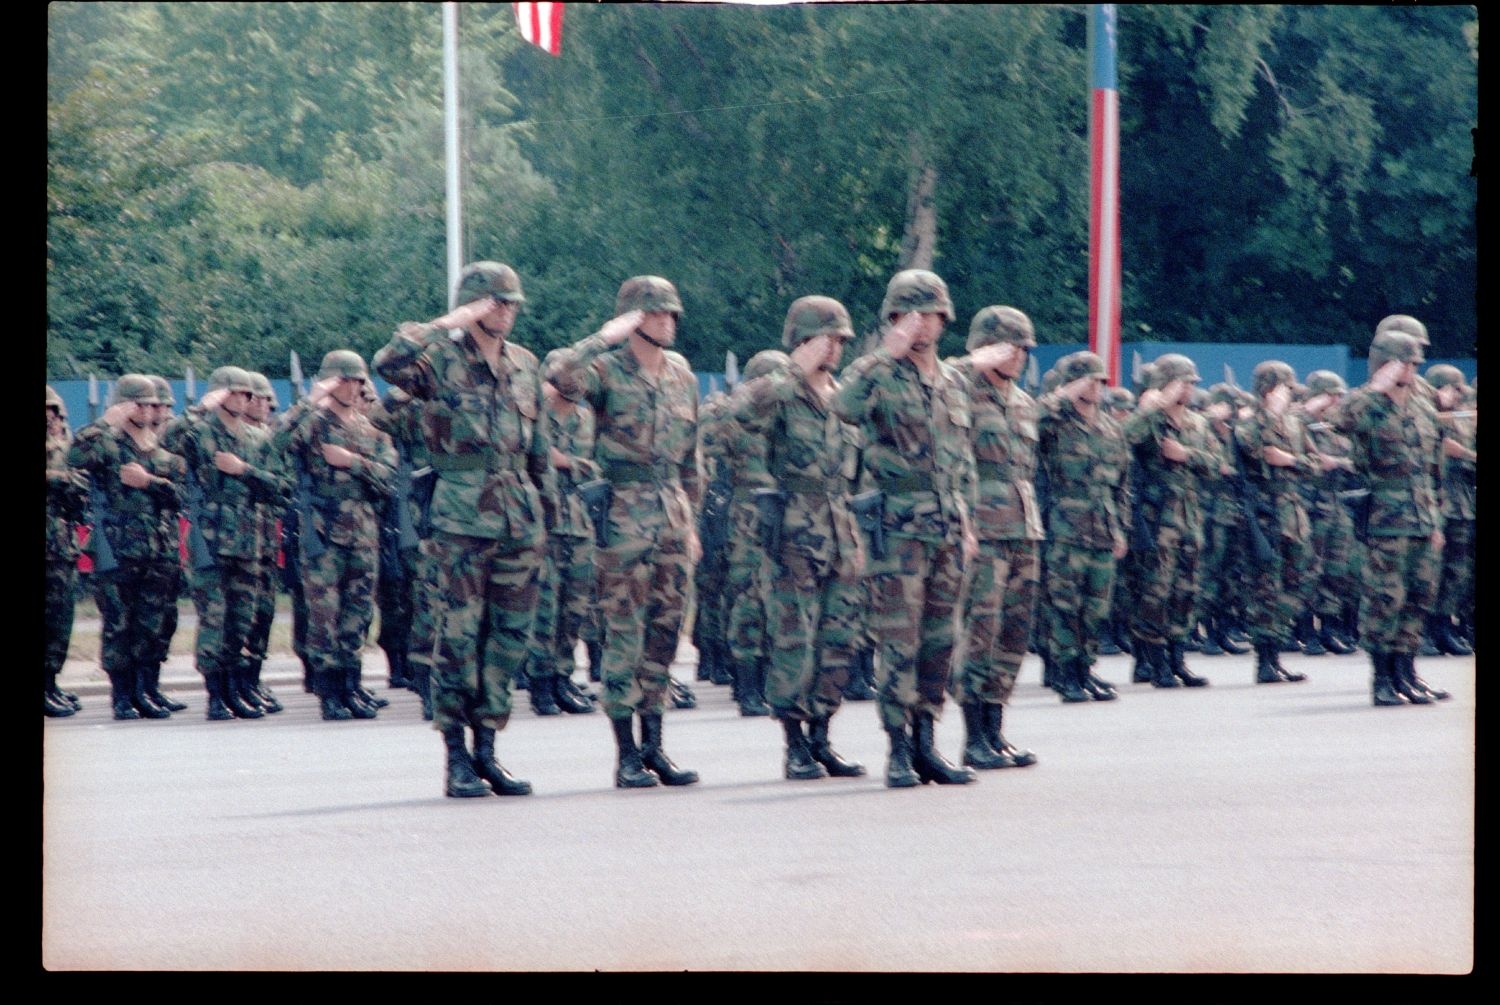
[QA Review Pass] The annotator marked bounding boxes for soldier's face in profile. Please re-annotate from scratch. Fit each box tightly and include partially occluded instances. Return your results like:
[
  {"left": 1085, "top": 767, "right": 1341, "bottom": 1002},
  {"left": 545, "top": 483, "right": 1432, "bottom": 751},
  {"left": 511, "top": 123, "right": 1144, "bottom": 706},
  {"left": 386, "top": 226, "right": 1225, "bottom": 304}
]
[
  {"left": 998, "top": 344, "right": 1028, "bottom": 380},
  {"left": 824, "top": 335, "right": 850, "bottom": 372},
  {"left": 330, "top": 377, "right": 363, "bottom": 408},
  {"left": 908, "top": 311, "right": 945, "bottom": 352},
  {"left": 247, "top": 395, "right": 271, "bottom": 422},
  {"left": 638, "top": 310, "right": 677, "bottom": 347},
  {"left": 1436, "top": 385, "right": 1462, "bottom": 410},
  {"left": 475, "top": 298, "right": 519, "bottom": 341}
]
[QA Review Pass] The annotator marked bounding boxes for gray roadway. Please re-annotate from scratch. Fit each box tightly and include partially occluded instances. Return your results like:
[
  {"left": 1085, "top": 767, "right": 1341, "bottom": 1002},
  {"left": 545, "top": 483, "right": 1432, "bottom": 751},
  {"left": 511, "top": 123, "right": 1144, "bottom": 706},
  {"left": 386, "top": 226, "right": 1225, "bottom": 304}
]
[{"left": 42, "top": 648, "right": 1473, "bottom": 973}]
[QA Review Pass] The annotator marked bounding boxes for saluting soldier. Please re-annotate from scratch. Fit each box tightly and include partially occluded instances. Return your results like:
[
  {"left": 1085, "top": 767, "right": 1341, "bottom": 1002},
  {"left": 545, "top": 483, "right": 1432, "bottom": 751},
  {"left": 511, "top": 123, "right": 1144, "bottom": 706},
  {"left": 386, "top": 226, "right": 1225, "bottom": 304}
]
[
  {"left": 239, "top": 371, "right": 286, "bottom": 714},
  {"left": 45, "top": 386, "right": 88, "bottom": 717},
  {"left": 1296, "top": 371, "right": 1361, "bottom": 655},
  {"left": 375, "top": 262, "right": 556, "bottom": 797},
  {"left": 1426, "top": 364, "right": 1475, "bottom": 656}
]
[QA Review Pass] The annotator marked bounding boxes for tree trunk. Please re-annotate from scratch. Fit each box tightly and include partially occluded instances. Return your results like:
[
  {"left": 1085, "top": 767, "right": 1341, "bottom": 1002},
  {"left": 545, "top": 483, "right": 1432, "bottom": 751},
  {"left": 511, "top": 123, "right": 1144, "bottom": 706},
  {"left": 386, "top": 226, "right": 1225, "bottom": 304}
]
[{"left": 897, "top": 158, "right": 938, "bottom": 272}]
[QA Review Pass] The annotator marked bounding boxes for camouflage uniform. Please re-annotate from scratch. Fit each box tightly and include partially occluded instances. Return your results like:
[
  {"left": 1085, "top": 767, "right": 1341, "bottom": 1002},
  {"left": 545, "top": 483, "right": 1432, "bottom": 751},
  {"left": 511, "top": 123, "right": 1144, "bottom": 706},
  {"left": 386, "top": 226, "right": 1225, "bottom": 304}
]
[
  {"left": 1035, "top": 354, "right": 1131, "bottom": 698},
  {"left": 1328, "top": 330, "right": 1448, "bottom": 704},
  {"left": 1194, "top": 385, "right": 1253, "bottom": 655},
  {"left": 279, "top": 380, "right": 397, "bottom": 718},
  {"left": 160, "top": 370, "right": 284, "bottom": 719},
  {"left": 832, "top": 270, "right": 977, "bottom": 787},
  {"left": 241, "top": 374, "right": 285, "bottom": 713},
  {"left": 1234, "top": 362, "right": 1319, "bottom": 682},
  {"left": 68, "top": 377, "right": 187, "bottom": 719},
  {"left": 46, "top": 389, "right": 88, "bottom": 716},
  {"left": 1297, "top": 372, "right": 1361, "bottom": 653},
  {"left": 1120, "top": 356, "right": 1219, "bottom": 685},
  {"left": 691, "top": 392, "right": 735, "bottom": 689},
  {"left": 1428, "top": 368, "right": 1475, "bottom": 650},
  {"left": 725, "top": 297, "right": 868, "bottom": 779}
]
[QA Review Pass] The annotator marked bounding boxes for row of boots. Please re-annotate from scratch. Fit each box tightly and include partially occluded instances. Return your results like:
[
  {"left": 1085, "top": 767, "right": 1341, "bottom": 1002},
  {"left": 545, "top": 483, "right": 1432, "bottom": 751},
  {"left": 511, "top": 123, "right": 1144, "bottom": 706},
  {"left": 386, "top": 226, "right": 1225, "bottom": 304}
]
[
  {"left": 1370, "top": 652, "right": 1450, "bottom": 706},
  {"left": 311, "top": 666, "right": 387, "bottom": 722},
  {"left": 442, "top": 723, "right": 533, "bottom": 797},
  {"left": 43, "top": 674, "right": 84, "bottom": 718},
  {"left": 1045, "top": 654, "right": 1122, "bottom": 702},
  {"left": 884, "top": 713, "right": 977, "bottom": 788},
  {"left": 779, "top": 715, "right": 867, "bottom": 780},
  {"left": 105, "top": 663, "right": 193, "bottom": 720},
  {"left": 611, "top": 712, "right": 699, "bottom": 789}
]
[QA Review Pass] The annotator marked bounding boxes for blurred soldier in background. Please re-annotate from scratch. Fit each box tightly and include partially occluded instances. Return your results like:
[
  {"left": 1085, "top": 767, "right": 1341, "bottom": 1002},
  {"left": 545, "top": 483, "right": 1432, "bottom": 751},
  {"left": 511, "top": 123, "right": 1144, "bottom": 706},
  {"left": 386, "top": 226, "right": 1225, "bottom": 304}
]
[
  {"left": 1426, "top": 364, "right": 1475, "bottom": 656},
  {"left": 1295, "top": 371, "right": 1360, "bottom": 656},
  {"left": 1194, "top": 384, "right": 1253, "bottom": 658},
  {"left": 240, "top": 372, "right": 286, "bottom": 714},
  {"left": 142, "top": 375, "right": 190, "bottom": 713},
  {"left": 46, "top": 386, "right": 88, "bottom": 717}
]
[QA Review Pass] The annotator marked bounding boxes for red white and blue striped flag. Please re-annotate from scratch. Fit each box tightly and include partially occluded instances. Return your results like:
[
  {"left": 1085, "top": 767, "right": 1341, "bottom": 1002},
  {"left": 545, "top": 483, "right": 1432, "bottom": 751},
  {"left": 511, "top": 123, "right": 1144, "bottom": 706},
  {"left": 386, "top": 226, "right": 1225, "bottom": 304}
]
[
  {"left": 1088, "top": 4, "right": 1121, "bottom": 386},
  {"left": 515, "top": 2, "right": 564, "bottom": 57}
]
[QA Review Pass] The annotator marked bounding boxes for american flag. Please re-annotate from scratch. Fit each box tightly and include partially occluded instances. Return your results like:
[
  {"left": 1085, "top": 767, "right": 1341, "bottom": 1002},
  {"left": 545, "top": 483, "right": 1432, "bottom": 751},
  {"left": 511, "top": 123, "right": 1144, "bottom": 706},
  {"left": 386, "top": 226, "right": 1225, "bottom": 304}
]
[
  {"left": 514, "top": 2, "right": 564, "bottom": 57},
  {"left": 1088, "top": 5, "right": 1121, "bottom": 386}
]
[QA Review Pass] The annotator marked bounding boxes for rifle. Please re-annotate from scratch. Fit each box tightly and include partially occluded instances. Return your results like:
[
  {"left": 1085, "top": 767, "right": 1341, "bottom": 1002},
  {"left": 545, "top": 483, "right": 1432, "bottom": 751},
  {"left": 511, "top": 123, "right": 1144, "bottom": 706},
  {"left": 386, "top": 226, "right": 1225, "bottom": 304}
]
[
  {"left": 1228, "top": 427, "right": 1277, "bottom": 564},
  {"left": 849, "top": 489, "right": 887, "bottom": 561},
  {"left": 293, "top": 457, "right": 328, "bottom": 562},
  {"left": 698, "top": 466, "right": 733, "bottom": 559},
  {"left": 750, "top": 487, "right": 788, "bottom": 560},
  {"left": 1128, "top": 454, "right": 1163, "bottom": 556},
  {"left": 408, "top": 465, "right": 437, "bottom": 542},
  {"left": 181, "top": 471, "right": 218, "bottom": 572},
  {"left": 577, "top": 478, "right": 614, "bottom": 549},
  {"left": 86, "top": 476, "right": 120, "bottom": 575}
]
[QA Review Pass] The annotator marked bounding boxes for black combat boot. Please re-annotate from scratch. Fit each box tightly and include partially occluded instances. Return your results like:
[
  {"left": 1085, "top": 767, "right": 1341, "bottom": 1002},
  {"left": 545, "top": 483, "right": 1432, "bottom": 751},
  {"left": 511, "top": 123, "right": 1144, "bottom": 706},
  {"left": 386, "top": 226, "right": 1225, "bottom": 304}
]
[
  {"left": 883, "top": 724, "right": 921, "bottom": 788},
  {"left": 960, "top": 703, "right": 1011, "bottom": 770},
  {"left": 410, "top": 661, "right": 434, "bottom": 721},
  {"left": 842, "top": 648, "right": 877, "bottom": 701},
  {"left": 131, "top": 666, "right": 171, "bottom": 719},
  {"left": 1184, "top": 622, "right": 1209, "bottom": 654},
  {"left": 693, "top": 634, "right": 712, "bottom": 681},
  {"left": 1167, "top": 641, "right": 1209, "bottom": 687},
  {"left": 1402, "top": 654, "right": 1451, "bottom": 701},
  {"left": 985, "top": 704, "right": 1037, "bottom": 767},
  {"left": 669, "top": 676, "right": 698, "bottom": 709},
  {"left": 911, "top": 711, "right": 976, "bottom": 785},
  {"left": 781, "top": 717, "right": 827, "bottom": 780},
  {"left": 1208, "top": 613, "right": 1250, "bottom": 655},
  {"left": 1041, "top": 651, "right": 1057, "bottom": 691},
  {"left": 386, "top": 647, "right": 412, "bottom": 690},
  {"left": 49, "top": 680, "right": 83, "bottom": 712},
  {"left": 344, "top": 666, "right": 379, "bottom": 719},
  {"left": 471, "top": 725, "right": 532, "bottom": 795},
  {"left": 709, "top": 639, "right": 735, "bottom": 687},
  {"left": 612, "top": 715, "right": 658, "bottom": 788},
  {"left": 1254, "top": 643, "right": 1282, "bottom": 684},
  {"left": 1371, "top": 652, "right": 1404, "bottom": 706},
  {"left": 223, "top": 667, "right": 264, "bottom": 719},
  {"left": 586, "top": 640, "right": 603, "bottom": 683},
  {"left": 1317, "top": 613, "right": 1356, "bottom": 655},
  {"left": 108, "top": 669, "right": 141, "bottom": 720},
  {"left": 1146, "top": 642, "right": 1179, "bottom": 689},
  {"left": 1131, "top": 639, "right": 1156, "bottom": 684},
  {"left": 1084, "top": 666, "right": 1119, "bottom": 700},
  {"left": 442, "top": 726, "right": 490, "bottom": 798},
  {"left": 1271, "top": 647, "right": 1307, "bottom": 683},
  {"left": 529, "top": 668, "right": 561, "bottom": 716},
  {"left": 317, "top": 670, "right": 353, "bottom": 721},
  {"left": 808, "top": 715, "right": 866, "bottom": 777},
  {"left": 245, "top": 656, "right": 283, "bottom": 713},
  {"left": 1098, "top": 617, "right": 1124, "bottom": 656},
  {"left": 639, "top": 711, "right": 699, "bottom": 786},
  {"left": 204, "top": 672, "right": 235, "bottom": 720},
  {"left": 1199, "top": 617, "right": 1225, "bottom": 656},
  {"left": 1055, "top": 657, "right": 1089, "bottom": 703},
  {"left": 44, "top": 689, "right": 76, "bottom": 717},
  {"left": 556, "top": 674, "right": 596, "bottom": 714},
  {"left": 1389, "top": 653, "right": 1433, "bottom": 705},
  {"left": 146, "top": 663, "right": 187, "bottom": 712},
  {"left": 737, "top": 659, "right": 770, "bottom": 717},
  {"left": 1298, "top": 612, "right": 1327, "bottom": 656},
  {"left": 1428, "top": 615, "right": 1472, "bottom": 657}
]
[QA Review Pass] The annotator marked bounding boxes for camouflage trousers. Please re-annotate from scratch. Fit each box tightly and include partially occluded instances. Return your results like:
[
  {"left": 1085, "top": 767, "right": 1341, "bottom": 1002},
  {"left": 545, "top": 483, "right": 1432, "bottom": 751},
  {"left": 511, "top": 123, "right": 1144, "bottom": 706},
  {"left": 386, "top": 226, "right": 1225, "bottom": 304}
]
[
  {"left": 954, "top": 539, "right": 1039, "bottom": 706},
  {"left": 1438, "top": 518, "right": 1474, "bottom": 621},
  {"left": 866, "top": 535, "right": 966, "bottom": 731},
  {"left": 425, "top": 533, "right": 542, "bottom": 732},
  {"left": 46, "top": 559, "right": 78, "bottom": 677},
  {"left": 94, "top": 558, "right": 178, "bottom": 678},
  {"left": 1360, "top": 535, "right": 1441, "bottom": 654},
  {"left": 1194, "top": 517, "right": 1245, "bottom": 624},
  {"left": 1244, "top": 529, "right": 1312, "bottom": 647},
  {"left": 691, "top": 537, "right": 729, "bottom": 664},
  {"left": 155, "top": 564, "right": 184, "bottom": 669},
  {"left": 406, "top": 541, "right": 439, "bottom": 678},
  {"left": 1040, "top": 539, "right": 1117, "bottom": 666},
  {"left": 594, "top": 525, "right": 693, "bottom": 720},
  {"left": 528, "top": 533, "right": 594, "bottom": 678},
  {"left": 726, "top": 501, "right": 769, "bottom": 665},
  {"left": 244, "top": 559, "right": 278, "bottom": 669},
  {"left": 190, "top": 556, "right": 262, "bottom": 679},
  {"left": 376, "top": 544, "right": 419, "bottom": 669},
  {"left": 1127, "top": 522, "right": 1203, "bottom": 647},
  {"left": 761, "top": 551, "right": 861, "bottom": 721},
  {"left": 302, "top": 537, "right": 378, "bottom": 685},
  {"left": 1307, "top": 502, "right": 1359, "bottom": 619}
]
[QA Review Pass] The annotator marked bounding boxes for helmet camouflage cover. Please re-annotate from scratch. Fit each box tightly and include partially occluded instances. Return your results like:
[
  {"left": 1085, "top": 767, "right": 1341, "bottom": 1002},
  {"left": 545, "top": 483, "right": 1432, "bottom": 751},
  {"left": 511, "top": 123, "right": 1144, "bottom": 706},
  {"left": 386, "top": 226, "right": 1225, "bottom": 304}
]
[
  {"left": 1152, "top": 353, "right": 1201, "bottom": 386},
  {"left": 1304, "top": 370, "right": 1347, "bottom": 397},
  {"left": 966, "top": 305, "right": 1036, "bottom": 352},
  {"left": 1252, "top": 360, "right": 1296, "bottom": 397},
  {"left": 880, "top": 269, "right": 955, "bottom": 322},
  {"left": 782, "top": 296, "right": 854, "bottom": 351},
  {"left": 1056, "top": 351, "right": 1107, "bottom": 384},
  {"left": 1368, "top": 330, "right": 1425, "bottom": 377},
  {"left": 744, "top": 349, "right": 791, "bottom": 381},
  {"left": 46, "top": 384, "right": 66, "bottom": 416},
  {"left": 1375, "top": 314, "right": 1429, "bottom": 346},
  {"left": 1106, "top": 386, "right": 1136, "bottom": 411},
  {"left": 114, "top": 373, "right": 161, "bottom": 405},
  {"left": 246, "top": 371, "right": 277, "bottom": 404},
  {"left": 148, "top": 375, "right": 175, "bottom": 406},
  {"left": 455, "top": 261, "right": 526, "bottom": 308},
  {"left": 208, "top": 365, "right": 257, "bottom": 393},
  {"left": 1424, "top": 364, "right": 1466, "bottom": 390},
  {"left": 615, "top": 275, "right": 683, "bottom": 316},
  {"left": 318, "top": 350, "right": 369, "bottom": 381}
]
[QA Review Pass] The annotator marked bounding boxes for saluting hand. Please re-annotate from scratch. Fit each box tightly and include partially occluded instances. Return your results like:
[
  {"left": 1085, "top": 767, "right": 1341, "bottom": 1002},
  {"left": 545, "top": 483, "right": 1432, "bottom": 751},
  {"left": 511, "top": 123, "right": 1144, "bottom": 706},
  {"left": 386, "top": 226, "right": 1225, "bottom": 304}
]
[
  {"left": 598, "top": 310, "right": 645, "bottom": 347},
  {"left": 968, "top": 343, "right": 1018, "bottom": 374},
  {"left": 428, "top": 297, "right": 503, "bottom": 333},
  {"left": 1266, "top": 384, "right": 1292, "bottom": 417},
  {"left": 789, "top": 334, "right": 832, "bottom": 376},
  {"left": 882, "top": 313, "right": 923, "bottom": 360}
]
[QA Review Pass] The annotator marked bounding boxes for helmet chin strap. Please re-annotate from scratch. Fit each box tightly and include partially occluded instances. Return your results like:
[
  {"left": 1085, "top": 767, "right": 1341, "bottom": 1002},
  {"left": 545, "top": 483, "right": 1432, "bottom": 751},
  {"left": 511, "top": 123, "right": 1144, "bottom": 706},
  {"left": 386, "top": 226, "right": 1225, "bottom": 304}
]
[
  {"left": 635, "top": 327, "right": 669, "bottom": 349},
  {"left": 475, "top": 318, "right": 506, "bottom": 340}
]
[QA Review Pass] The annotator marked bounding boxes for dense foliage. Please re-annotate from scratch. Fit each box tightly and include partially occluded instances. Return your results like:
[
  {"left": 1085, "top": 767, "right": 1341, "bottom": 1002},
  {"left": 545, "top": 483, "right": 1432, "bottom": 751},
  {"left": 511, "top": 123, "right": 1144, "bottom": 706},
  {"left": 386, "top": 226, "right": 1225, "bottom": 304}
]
[{"left": 47, "top": 3, "right": 1477, "bottom": 378}]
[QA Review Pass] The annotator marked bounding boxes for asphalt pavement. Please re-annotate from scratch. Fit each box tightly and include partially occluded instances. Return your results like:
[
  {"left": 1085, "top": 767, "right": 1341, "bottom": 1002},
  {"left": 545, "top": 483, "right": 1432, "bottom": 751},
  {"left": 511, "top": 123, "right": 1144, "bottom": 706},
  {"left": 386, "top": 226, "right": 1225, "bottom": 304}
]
[{"left": 42, "top": 646, "right": 1474, "bottom": 973}]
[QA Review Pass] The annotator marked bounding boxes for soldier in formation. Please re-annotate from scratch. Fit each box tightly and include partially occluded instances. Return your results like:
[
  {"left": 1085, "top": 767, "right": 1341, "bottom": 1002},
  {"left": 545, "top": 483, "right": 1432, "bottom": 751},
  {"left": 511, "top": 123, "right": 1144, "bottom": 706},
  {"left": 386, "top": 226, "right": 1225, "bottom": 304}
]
[{"left": 46, "top": 387, "right": 88, "bottom": 717}]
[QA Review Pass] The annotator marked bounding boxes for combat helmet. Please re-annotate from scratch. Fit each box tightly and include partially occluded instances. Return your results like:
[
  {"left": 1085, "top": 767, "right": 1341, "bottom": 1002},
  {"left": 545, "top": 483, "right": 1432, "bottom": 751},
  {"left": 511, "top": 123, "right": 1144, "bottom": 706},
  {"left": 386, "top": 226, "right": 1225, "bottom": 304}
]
[
  {"left": 1106, "top": 386, "right": 1136, "bottom": 412},
  {"left": 966, "top": 306, "right": 1036, "bottom": 352},
  {"left": 744, "top": 349, "right": 791, "bottom": 381},
  {"left": 454, "top": 261, "right": 525, "bottom": 308},
  {"left": 113, "top": 373, "right": 161, "bottom": 405},
  {"left": 615, "top": 275, "right": 683, "bottom": 316},
  {"left": 1368, "top": 330, "right": 1425, "bottom": 378},
  {"left": 208, "top": 365, "right": 257, "bottom": 393},
  {"left": 1252, "top": 360, "right": 1296, "bottom": 397},
  {"left": 1375, "top": 314, "right": 1429, "bottom": 346},
  {"left": 1425, "top": 364, "right": 1467, "bottom": 391},
  {"left": 1153, "top": 353, "right": 1201, "bottom": 385},
  {"left": 318, "top": 350, "right": 369, "bottom": 381},
  {"left": 880, "top": 270, "right": 955, "bottom": 322},
  {"left": 247, "top": 372, "right": 278, "bottom": 406},
  {"left": 1304, "top": 370, "right": 1347, "bottom": 397},
  {"left": 46, "top": 385, "right": 66, "bottom": 417},
  {"left": 1041, "top": 368, "right": 1063, "bottom": 395},
  {"left": 148, "top": 375, "right": 175, "bottom": 408},
  {"left": 1056, "top": 351, "right": 1107, "bottom": 384},
  {"left": 782, "top": 296, "right": 854, "bottom": 351}
]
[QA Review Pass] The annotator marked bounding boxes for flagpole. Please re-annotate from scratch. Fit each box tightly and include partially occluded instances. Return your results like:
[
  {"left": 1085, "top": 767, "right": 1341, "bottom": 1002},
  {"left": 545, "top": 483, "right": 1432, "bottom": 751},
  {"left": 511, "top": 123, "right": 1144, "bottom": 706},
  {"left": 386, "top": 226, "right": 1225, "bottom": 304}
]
[
  {"left": 1088, "top": 5, "right": 1122, "bottom": 387},
  {"left": 443, "top": 2, "right": 464, "bottom": 308}
]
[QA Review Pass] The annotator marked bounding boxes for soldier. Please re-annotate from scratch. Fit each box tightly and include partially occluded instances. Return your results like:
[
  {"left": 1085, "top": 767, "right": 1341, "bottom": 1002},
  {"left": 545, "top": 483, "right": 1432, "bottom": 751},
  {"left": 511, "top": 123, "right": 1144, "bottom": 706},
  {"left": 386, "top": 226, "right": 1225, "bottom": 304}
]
[
  {"left": 1234, "top": 361, "right": 1328, "bottom": 684},
  {"left": 1426, "top": 364, "right": 1475, "bottom": 657},
  {"left": 721, "top": 349, "right": 786, "bottom": 718},
  {"left": 1120, "top": 354, "right": 1217, "bottom": 688},
  {"left": 1328, "top": 329, "right": 1450, "bottom": 705},
  {"left": 1035, "top": 352, "right": 1131, "bottom": 704},
  {"left": 278, "top": 353, "right": 397, "bottom": 720},
  {"left": 1194, "top": 383, "right": 1254, "bottom": 658},
  {"left": 692, "top": 388, "right": 736, "bottom": 693},
  {"left": 160, "top": 366, "right": 283, "bottom": 720},
  {"left": 1096, "top": 386, "right": 1138, "bottom": 660},
  {"left": 375, "top": 261, "right": 554, "bottom": 796},
  {"left": 1296, "top": 371, "right": 1360, "bottom": 656},
  {"left": 68, "top": 375, "right": 186, "bottom": 720},
  {"left": 142, "top": 375, "right": 190, "bottom": 713},
  {"left": 832, "top": 269, "right": 978, "bottom": 788},
  {"left": 723, "top": 297, "right": 868, "bottom": 780},
  {"left": 545, "top": 276, "right": 701, "bottom": 789},
  {"left": 45, "top": 386, "right": 87, "bottom": 717},
  {"left": 240, "top": 372, "right": 286, "bottom": 714},
  {"left": 947, "top": 306, "right": 1043, "bottom": 768},
  {"left": 524, "top": 357, "right": 599, "bottom": 716}
]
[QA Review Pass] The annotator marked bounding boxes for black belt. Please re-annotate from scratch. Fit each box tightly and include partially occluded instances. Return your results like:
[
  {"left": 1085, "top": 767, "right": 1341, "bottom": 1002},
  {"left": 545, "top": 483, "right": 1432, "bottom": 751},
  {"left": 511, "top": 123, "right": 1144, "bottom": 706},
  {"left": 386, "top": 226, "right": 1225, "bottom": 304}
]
[{"left": 603, "top": 460, "right": 678, "bottom": 484}]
